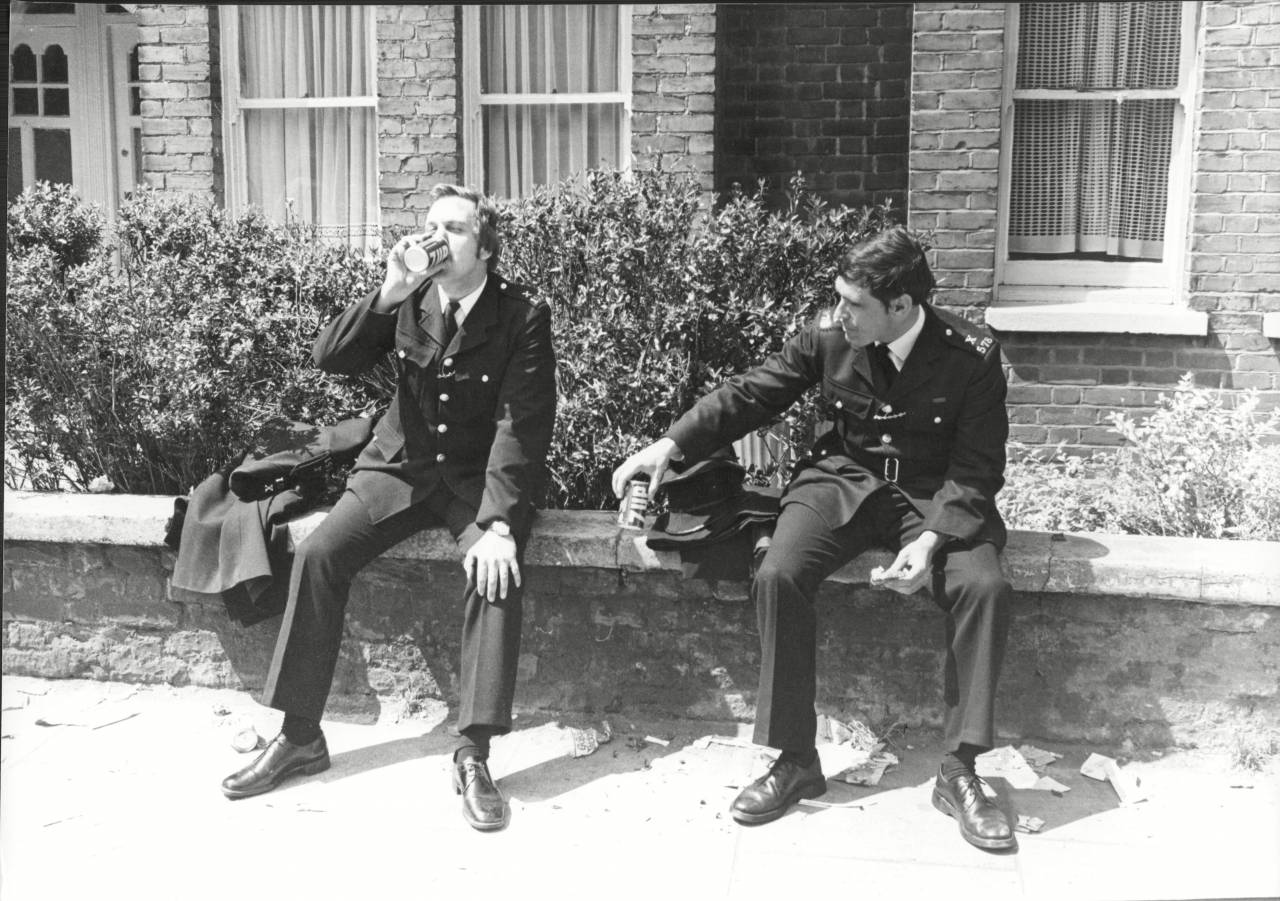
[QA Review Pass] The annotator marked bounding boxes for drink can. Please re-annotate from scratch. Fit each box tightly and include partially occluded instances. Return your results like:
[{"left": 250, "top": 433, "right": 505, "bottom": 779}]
[
  {"left": 403, "top": 232, "right": 450, "bottom": 273},
  {"left": 617, "top": 478, "right": 649, "bottom": 530}
]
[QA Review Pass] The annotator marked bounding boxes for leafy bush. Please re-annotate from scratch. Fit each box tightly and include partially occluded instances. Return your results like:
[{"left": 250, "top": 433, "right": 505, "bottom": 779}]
[
  {"left": 6, "top": 173, "right": 892, "bottom": 503},
  {"left": 6, "top": 182, "right": 106, "bottom": 269},
  {"left": 500, "top": 169, "right": 893, "bottom": 508},
  {"left": 1002, "top": 375, "right": 1280, "bottom": 541},
  {"left": 6, "top": 185, "right": 385, "bottom": 493}
]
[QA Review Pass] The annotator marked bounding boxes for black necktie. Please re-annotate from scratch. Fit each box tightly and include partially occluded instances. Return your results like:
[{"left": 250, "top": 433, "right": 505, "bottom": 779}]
[
  {"left": 871, "top": 342, "right": 897, "bottom": 390},
  {"left": 443, "top": 299, "right": 460, "bottom": 347}
]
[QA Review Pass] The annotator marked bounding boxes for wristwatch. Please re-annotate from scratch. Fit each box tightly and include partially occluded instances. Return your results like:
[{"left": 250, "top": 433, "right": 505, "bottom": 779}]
[{"left": 488, "top": 520, "right": 512, "bottom": 538}]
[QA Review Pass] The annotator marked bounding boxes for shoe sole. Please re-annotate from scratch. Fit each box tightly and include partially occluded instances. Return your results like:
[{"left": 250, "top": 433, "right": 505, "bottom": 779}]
[
  {"left": 221, "top": 756, "right": 330, "bottom": 800},
  {"left": 931, "top": 787, "right": 1017, "bottom": 851},
  {"left": 731, "top": 777, "right": 827, "bottom": 826}
]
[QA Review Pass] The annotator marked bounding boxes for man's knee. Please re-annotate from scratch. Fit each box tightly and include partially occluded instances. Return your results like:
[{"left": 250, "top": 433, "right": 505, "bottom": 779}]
[
  {"left": 948, "top": 565, "right": 1011, "bottom": 610},
  {"left": 294, "top": 522, "right": 360, "bottom": 580}
]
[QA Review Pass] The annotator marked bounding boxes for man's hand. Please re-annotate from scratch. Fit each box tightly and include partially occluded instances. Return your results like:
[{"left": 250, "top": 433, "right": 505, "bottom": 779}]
[
  {"left": 611, "top": 437, "right": 684, "bottom": 501},
  {"left": 464, "top": 529, "right": 521, "bottom": 604},
  {"left": 870, "top": 530, "right": 943, "bottom": 596},
  {"left": 376, "top": 227, "right": 447, "bottom": 311}
]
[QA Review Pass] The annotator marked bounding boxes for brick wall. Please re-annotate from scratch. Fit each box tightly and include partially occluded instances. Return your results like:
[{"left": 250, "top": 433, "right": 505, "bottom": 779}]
[
  {"left": 716, "top": 3, "right": 911, "bottom": 211},
  {"left": 1188, "top": 0, "right": 1280, "bottom": 391},
  {"left": 630, "top": 4, "right": 717, "bottom": 192},
  {"left": 907, "top": 2, "right": 1003, "bottom": 313},
  {"left": 136, "top": 4, "right": 220, "bottom": 202},
  {"left": 910, "top": 1, "right": 1280, "bottom": 455},
  {"left": 375, "top": 5, "right": 459, "bottom": 233}
]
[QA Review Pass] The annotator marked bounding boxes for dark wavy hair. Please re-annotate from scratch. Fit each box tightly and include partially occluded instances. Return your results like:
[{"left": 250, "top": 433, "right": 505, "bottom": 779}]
[
  {"left": 837, "top": 226, "right": 936, "bottom": 307},
  {"left": 428, "top": 183, "right": 501, "bottom": 272}
]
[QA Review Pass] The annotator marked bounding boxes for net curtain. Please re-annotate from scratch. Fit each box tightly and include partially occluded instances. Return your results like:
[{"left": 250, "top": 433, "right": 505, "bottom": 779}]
[
  {"left": 1009, "top": 2, "right": 1182, "bottom": 260},
  {"left": 239, "top": 6, "right": 378, "bottom": 242},
  {"left": 482, "top": 5, "right": 622, "bottom": 197}
]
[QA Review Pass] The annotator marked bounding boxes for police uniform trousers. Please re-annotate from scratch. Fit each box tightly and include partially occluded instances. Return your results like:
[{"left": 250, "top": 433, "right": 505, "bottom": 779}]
[
  {"left": 261, "top": 483, "right": 523, "bottom": 733},
  {"left": 752, "top": 484, "right": 1011, "bottom": 754}
]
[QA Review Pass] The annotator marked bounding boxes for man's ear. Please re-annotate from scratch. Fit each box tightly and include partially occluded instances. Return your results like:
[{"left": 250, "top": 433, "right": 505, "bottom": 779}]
[{"left": 889, "top": 293, "right": 913, "bottom": 317}]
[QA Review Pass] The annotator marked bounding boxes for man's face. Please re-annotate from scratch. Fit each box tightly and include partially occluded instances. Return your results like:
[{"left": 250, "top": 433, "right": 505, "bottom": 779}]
[
  {"left": 833, "top": 275, "right": 910, "bottom": 347},
  {"left": 424, "top": 194, "right": 490, "bottom": 283}
]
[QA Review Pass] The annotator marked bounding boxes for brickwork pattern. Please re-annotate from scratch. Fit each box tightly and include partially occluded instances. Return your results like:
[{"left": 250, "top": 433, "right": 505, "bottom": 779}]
[
  {"left": 375, "top": 5, "right": 459, "bottom": 234},
  {"left": 1189, "top": 1, "right": 1280, "bottom": 391},
  {"left": 716, "top": 4, "right": 911, "bottom": 211},
  {"left": 907, "top": 3, "right": 1005, "bottom": 313},
  {"left": 630, "top": 4, "right": 717, "bottom": 191},
  {"left": 135, "top": 4, "right": 220, "bottom": 201}
]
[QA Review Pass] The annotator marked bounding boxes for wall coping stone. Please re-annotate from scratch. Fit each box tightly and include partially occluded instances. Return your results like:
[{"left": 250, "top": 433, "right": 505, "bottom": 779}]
[{"left": 5, "top": 490, "right": 1278, "bottom": 607}]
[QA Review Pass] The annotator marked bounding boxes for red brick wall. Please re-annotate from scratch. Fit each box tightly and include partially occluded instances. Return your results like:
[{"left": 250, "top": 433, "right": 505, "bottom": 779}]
[
  {"left": 717, "top": 3, "right": 911, "bottom": 211},
  {"left": 136, "top": 4, "right": 220, "bottom": 201},
  {"left": 910, "top": 1, "right": 1280, "bottom": 455}
]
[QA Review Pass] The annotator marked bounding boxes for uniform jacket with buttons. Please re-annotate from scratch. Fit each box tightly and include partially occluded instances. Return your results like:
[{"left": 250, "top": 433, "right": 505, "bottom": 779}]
[
  {"left": 665, "top": 303, "right": 1009, "bottom": 548},
  {"left": 312, "top": 275, "right": 557, "bottom": 535}
]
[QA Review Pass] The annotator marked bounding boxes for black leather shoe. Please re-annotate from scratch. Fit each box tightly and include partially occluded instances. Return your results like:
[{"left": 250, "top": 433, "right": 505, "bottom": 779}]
[
  {"left": 931, "top": 766, "right": 1017, "bottom": 850},
  {"left": 453, "top": 756, "right": 509, "bottom": 832},
  {"left": 731, "top": 752, "right": 826, "bottom": 825},
  {"left": 221, "top": 733, "right": 329, "bottom": 800}
]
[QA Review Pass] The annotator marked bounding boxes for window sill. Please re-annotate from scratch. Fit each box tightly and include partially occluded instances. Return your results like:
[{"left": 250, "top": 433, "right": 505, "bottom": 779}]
[
  {"left": 1264, "top": 313, "right": 1280, "bottom": 340},
  {"left": 986, "top": 299, "right": 1208, "bottom": 336}
]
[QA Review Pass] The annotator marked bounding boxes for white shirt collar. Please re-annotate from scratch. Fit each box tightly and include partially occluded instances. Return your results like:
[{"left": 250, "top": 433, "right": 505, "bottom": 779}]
[
  {"left": 882, "top": 304, "right": 925, "bottom": 371},
  {"left": 438, "top": 276, "right": 488, "bottom": 323}
]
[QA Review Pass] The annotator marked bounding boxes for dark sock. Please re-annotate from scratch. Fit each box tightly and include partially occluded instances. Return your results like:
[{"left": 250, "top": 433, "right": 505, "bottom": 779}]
[
  {"left": 777, "top": 746, "right": 818, "bottom": 767},
  {"left": 942, "top": 742, "right": 984, "bottom": 778},
  {"left": 454, "top": 726, "right": 494, "bottom": 763},
  {"left": 282, "top": 713, "right": 321, "bottom": 746}
]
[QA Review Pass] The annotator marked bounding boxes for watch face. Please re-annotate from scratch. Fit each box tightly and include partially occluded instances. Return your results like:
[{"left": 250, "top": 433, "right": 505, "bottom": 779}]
[{"left": 491, "top": 522, "right": 510, "bottom": 536}]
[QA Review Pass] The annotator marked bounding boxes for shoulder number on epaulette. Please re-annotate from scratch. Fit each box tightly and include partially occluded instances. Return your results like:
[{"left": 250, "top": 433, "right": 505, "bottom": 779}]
[{"left": 962, "top": 331, "right": 995, "bottom": 357}]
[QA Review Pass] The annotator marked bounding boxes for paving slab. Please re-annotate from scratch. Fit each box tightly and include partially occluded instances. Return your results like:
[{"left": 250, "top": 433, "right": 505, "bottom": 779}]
[{"left": 1, "top": 676, "right": 1277, "bottom": 901}]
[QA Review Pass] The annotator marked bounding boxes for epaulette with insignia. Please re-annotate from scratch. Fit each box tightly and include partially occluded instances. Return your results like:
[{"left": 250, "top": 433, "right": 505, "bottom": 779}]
[
  {"left": 934, "top": 305, "right": 999, "bottom": 360},
  {"left": 498, "top": 278, "right": 549, "bottom": 310}
]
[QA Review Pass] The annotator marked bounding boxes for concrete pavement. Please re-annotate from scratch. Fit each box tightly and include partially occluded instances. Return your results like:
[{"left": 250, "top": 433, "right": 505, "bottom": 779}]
[{"left": 2, "top": 675, "right": 1277, "bottom": 901}]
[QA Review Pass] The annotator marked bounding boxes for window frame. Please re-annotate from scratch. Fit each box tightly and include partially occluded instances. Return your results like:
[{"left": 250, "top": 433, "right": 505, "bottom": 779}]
[
  {"left": 994, "top": 2, "right": 1202, "bottom": 310},
  {"left": 460, "top": 4, "right": 633, "bottom": 195},
  {"left": 8, "top": 4, "right": 130, "bottom": 209},
  {"left": 217, "top": 5, "right": 379, "bottom": 219}
]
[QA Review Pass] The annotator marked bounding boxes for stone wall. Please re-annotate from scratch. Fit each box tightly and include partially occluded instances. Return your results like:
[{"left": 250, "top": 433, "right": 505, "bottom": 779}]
[{"left": 5, "top": 494, "right": 1279, "bottom": 749}]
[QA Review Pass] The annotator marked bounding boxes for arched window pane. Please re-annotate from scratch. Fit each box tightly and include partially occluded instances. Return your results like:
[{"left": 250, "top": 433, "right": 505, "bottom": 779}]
[
  {"left": 12, "top": 45, "right": 38, "bottom": 82},
  {"left": 43, "top": 45, "right": 69, "bottom": 83}
]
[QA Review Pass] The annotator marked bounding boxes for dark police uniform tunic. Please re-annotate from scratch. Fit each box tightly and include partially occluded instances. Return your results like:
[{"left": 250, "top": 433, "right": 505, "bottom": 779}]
[
  {"left": 262, "top": 276, "right": 557, "bottom": 731},
  {"left": 665, "top": 303, "right": 1011, "bottom": 753}
]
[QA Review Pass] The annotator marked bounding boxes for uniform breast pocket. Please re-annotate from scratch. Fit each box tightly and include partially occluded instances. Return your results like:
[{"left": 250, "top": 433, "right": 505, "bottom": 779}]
[
  {"left": 448, "top": 368, "right": 499, "bottom": 416},
  {"left": 907, "top": 395, "right": 959, "bottom": 434},
  {"left": 821, "top": 376, "right": 875, "bottom": 422}
]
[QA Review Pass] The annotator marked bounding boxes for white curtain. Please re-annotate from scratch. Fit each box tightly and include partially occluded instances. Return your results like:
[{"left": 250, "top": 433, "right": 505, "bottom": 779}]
[
  {"left": 239, "top": 6, "right": 377, "bottom": 243},
  {"left": 481, "top": 5, "right": 622, "bottom": 197},
  {"left": 1009, "top": 2, "right": 1181, "bottom": 260}
]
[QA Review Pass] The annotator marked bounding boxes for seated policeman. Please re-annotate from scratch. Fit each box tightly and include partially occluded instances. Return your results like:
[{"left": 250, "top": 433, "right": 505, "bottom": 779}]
[
  {"left": 612, "top": 227, "right": 1016, "bottom": 850},
  {"left": 221, "top": 184, "right": 557, "bottom": 833}
]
